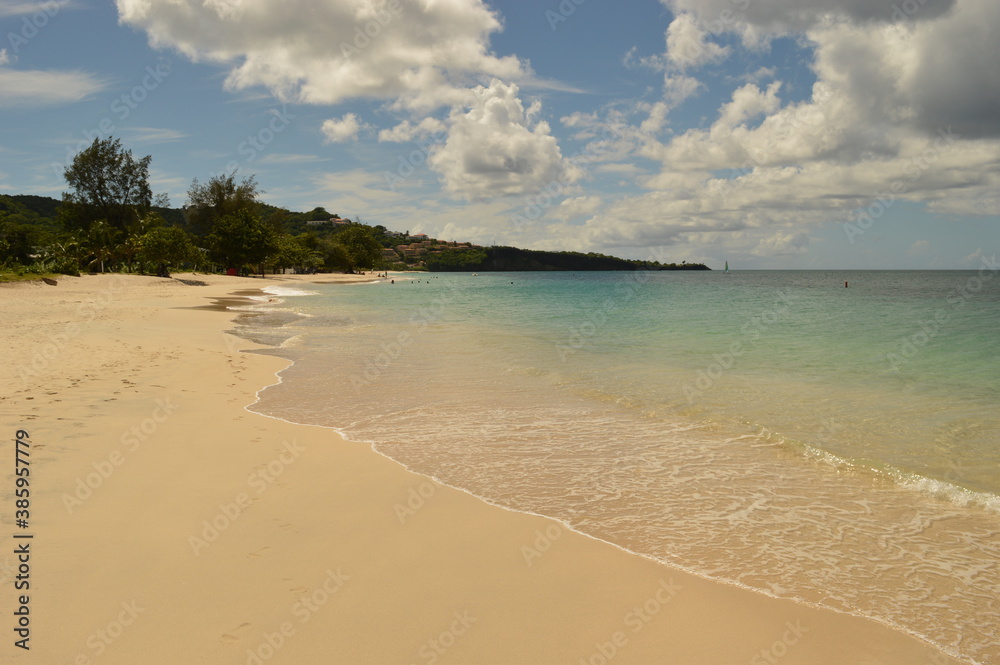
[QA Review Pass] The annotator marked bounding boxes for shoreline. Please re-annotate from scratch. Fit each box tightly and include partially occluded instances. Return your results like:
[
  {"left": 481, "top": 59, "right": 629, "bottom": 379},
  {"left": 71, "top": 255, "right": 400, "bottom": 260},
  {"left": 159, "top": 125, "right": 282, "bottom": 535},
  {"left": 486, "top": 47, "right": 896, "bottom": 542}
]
[
  {"left": 2, "top": 273, "right": 968, "bottom": 664},
  {"left": 241, "top": 281, "right": 981, "bottom": 664}
]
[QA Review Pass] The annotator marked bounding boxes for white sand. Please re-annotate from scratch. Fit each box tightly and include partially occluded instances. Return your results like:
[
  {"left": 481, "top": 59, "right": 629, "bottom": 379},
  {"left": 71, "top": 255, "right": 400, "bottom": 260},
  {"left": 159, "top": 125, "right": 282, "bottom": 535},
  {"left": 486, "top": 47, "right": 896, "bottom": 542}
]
[{"left": 0, "top": 273, "right": 963, "bottom": 664}]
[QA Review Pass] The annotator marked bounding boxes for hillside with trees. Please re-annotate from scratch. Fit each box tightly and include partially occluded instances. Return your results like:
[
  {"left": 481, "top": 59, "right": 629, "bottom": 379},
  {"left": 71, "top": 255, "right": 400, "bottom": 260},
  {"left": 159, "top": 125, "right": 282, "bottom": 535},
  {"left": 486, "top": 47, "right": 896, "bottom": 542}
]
[
  {"left": 1, "top": 136, "right": 708, "bottom": 280},
  {"left": 424, "top": 246, "right": 708, "bottom": 272}
]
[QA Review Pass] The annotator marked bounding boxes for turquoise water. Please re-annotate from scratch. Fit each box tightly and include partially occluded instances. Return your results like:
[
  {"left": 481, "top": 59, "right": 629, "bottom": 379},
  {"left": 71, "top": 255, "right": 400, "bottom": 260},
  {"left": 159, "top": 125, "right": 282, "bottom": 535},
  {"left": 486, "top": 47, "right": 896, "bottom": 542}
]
[{"left": 238, "top": 269, "right": 1000, "bottom": 663}]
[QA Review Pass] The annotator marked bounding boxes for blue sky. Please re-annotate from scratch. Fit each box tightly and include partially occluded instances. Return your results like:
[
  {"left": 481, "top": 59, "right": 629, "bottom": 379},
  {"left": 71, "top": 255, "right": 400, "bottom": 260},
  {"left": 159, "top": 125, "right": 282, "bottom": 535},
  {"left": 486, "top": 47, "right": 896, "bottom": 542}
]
[{"left": 1, "top": 0, "right": 998, "bottom": 269}]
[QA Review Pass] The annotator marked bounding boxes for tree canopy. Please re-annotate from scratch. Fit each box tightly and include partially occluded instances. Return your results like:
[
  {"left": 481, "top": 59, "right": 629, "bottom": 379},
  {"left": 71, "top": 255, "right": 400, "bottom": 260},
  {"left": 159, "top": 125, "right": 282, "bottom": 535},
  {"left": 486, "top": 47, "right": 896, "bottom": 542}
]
[
  {"left": 61, "top": 137, "right": 153, "bottom": 233},
  {"left": 185, "top": 171, "right": 261, "bottom": 237},
  {"left": 207, "top": 209, "right": 278, "bottom": 275},
  {"left": 140, "top": 225, "right": 196, "bottom": 277},
  {"left": 335, "top": 225, "right": 382, "bottom": 270}
]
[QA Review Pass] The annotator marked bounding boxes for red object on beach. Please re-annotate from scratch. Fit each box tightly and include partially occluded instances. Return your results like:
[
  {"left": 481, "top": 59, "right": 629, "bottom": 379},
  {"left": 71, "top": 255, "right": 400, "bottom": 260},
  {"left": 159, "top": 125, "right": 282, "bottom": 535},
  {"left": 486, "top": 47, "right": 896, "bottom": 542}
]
[{"left": 227, "top": 268, "right": 238, "bottom": 276}]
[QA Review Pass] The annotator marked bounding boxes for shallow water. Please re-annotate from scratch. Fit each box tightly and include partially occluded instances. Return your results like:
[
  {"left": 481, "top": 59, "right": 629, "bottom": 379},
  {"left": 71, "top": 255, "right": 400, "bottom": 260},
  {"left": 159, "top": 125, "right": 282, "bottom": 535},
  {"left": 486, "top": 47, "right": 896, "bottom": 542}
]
[{"left": 238, "top": 270, "right": 1000, "bottom": 663}]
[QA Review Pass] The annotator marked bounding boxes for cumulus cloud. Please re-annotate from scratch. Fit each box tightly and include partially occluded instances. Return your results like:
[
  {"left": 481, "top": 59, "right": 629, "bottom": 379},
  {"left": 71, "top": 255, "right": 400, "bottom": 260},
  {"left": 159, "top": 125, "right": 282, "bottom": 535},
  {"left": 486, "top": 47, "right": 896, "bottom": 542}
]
[
  {"left": 321, "top": 113, "right": 367, "bottom": 143},
  {"left": 563, "top": 0, "right": 999, "bottom": 259},
  {"left": 665, "top": 13, "right": 729, "bottom": 69},
  {"left": 662, "top": 73, "right": 701, "bottom": 108},
  {"left": 427, "top": 79, "right": 582, "bottom": 201},
  {"left": 553, "top": 196, "right": 602, "bottom": 221},
  {"left": 116, "top": 0, "right": 525, "bottom": 111},
  {"left": 378, "top": 117, "right": 447, "bottom": 143},
  {"left": 750, "top": 231, "right": 810, "bottom": 257},
  {"left": 661, "top": 0, "right": 956, "bottom": 36},
  {"left": 656, "top": 0, "right": 1000, "bottom": 141}
]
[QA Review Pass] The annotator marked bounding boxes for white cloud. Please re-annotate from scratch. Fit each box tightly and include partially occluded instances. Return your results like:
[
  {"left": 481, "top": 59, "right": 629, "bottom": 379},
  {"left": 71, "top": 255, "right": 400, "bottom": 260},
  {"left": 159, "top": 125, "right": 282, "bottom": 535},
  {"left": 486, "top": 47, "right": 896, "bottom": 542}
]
[
  {"left": 665, "top": 13, "right": 729, "bottom": 69},
  {"left": 0, "top": 0, "right": 74, "bottom": 18},
  {"left": 126, "top": 127, "right": 188, "bottom": 144},
  {"left": 427, "top": 79, "right": 582, "bottom": 201},
  {"left": 750, "top": 231, "right": 810, "bottom": 257},
  {"left": 321, "top": 113, "right": 366, "bottom": 143},
  {"left": 0, "top": 66, "right": 107, "bottom": 107},
  {"left": 552, "top": 196, "right": 602, "bottom": 221},
  {"left": 116, "top": 0, "right": 525, "bottom": 111},
  {"left": 661, "top": 0, "right": 957, "bottom": 36},
  {"left": 257, "top": 153, "right": 325, "bottom": 165},
  {"left": 567, "top": 0, "right": 1000, "bottom": 259},
  {"left": 960, "top": 248, "right": 991, "bottom": 267},
  {"left": 662, "top": 73, "right": 701, "bottom": 108},
  {"left": 378, "top": 117, "right": 447, "bottom": 143}
]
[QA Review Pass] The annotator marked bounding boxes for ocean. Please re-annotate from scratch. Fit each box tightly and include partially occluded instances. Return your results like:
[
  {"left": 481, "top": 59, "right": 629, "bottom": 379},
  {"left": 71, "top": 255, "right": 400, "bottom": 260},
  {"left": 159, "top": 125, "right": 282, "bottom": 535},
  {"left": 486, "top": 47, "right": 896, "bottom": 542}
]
[{"left": 233, "top": 269, "right": 1000, "bottom": 663}]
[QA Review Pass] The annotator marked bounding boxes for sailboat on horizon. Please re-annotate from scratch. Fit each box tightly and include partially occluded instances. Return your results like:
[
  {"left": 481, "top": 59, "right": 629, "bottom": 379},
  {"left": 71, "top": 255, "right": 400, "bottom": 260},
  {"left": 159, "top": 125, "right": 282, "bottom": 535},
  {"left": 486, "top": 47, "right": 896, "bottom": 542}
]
[{"left": 724, "top": 260, "right": 730, "bottom": 274}]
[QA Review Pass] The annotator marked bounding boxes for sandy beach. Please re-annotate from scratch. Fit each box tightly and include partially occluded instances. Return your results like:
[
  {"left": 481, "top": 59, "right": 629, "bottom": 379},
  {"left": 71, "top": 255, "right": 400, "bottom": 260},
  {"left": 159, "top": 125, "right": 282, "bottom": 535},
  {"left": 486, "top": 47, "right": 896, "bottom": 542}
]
[{"left": 1, "top": 273, "right": 965, "bottom": 665}]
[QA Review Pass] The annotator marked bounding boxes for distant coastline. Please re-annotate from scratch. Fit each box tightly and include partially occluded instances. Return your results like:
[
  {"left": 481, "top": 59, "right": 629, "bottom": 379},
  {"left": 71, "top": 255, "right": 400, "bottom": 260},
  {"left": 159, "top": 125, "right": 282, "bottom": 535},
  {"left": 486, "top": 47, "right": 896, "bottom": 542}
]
[{"left": 425, "top": 245, "right": 710, "bottom": 272}]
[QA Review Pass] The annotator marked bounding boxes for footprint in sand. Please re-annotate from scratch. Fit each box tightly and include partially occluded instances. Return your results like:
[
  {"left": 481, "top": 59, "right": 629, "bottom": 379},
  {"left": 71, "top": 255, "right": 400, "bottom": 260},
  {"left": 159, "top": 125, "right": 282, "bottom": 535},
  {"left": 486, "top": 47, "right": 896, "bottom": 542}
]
[{"left": 219, "top": 622, "right": 251, "bottom": 643}]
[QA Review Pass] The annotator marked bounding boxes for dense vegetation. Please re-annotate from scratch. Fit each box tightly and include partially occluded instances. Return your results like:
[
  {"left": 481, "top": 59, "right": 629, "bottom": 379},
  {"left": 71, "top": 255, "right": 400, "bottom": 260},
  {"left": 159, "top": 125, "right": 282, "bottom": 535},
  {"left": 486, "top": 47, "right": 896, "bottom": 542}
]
[
  {"left": 1, "top": 136, "right": 707, "bottom": 280},
  {"left": 425, "top": 246, "right": 708, "bottom": 272}
]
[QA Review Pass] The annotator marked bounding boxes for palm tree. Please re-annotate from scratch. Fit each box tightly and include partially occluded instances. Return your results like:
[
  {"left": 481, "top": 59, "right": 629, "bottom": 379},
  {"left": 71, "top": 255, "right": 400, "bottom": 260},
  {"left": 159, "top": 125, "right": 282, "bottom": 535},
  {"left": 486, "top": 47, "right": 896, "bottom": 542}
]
[
  {"left": 119, "top": 212, "right": 160, "bottom": 272},
  {"left": 40, "top": 237, "right": 84, "bottom": 275},
  {"left": 85, "top": 220, "right": 119, "bottom": 273}
]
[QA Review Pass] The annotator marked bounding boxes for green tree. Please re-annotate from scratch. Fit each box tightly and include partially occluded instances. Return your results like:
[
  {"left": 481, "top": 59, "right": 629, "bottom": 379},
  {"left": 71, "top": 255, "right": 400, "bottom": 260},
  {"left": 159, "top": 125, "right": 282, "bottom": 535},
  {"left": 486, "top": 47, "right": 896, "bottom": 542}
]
[
  {"left": 424, "top": 248, "right": 488, "bottom": 272},
  {"left": 305, "top": 206, "right": 331, "bottom": 221},
  {"left": 84, "top": 220, "right": 120, "bottom": 273},
  {"left": 62, "top": 137, "right": 153, "bottom": 233},
  {"left": 320, "top": 240, "right": 352, "bottom": 272},
  {"left": 39, "top": 238, "right": 83, "bottom": 275},
  {"left": 207, "top": 209, "right": 278, "bottom": 276},
  {"left": 335, "top": 225, "right": 382, "bottom": 270},
  {"left": 116, "top": 212, "right": 166, "bottom": 272},
  {"left": 140, "top": 226, "right": 195, "bottom": 277},
  {"left": 0, "top": 220, "right": 35, "bottom": 266},
  {"left": 185, "top": 171, "right": 261, "bottom": 237},
  {"left": 270, "top": 235, "right": 321, "bottom": 273}
]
